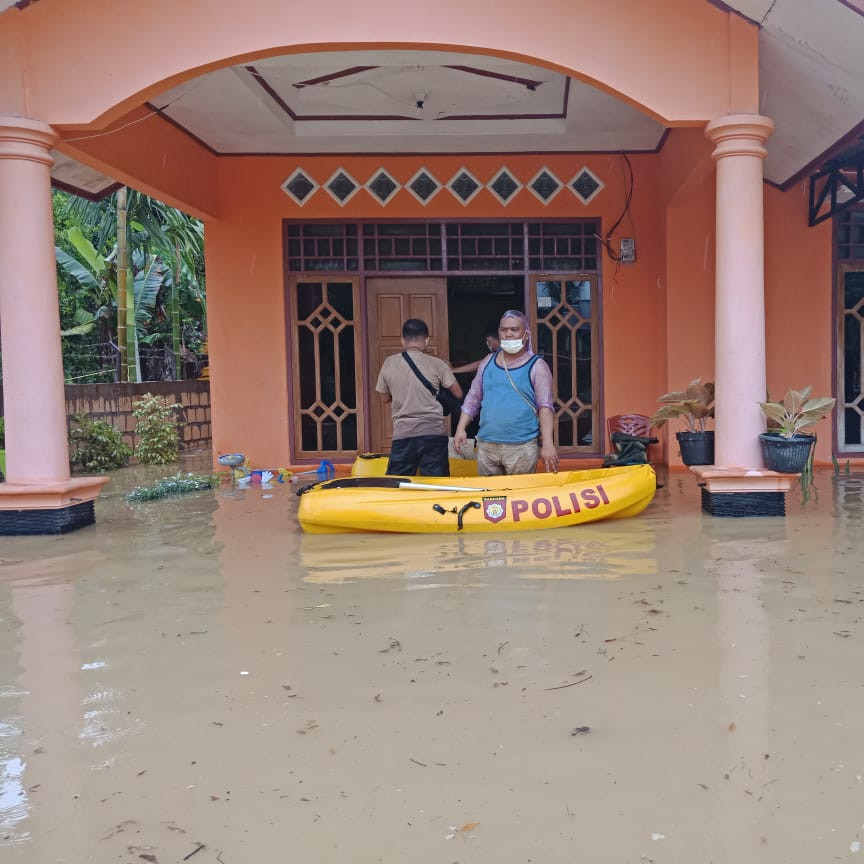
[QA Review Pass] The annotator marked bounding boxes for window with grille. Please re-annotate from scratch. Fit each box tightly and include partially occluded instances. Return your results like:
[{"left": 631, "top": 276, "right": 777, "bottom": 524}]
[
  {"left": 837, "top": 209, "right": 864, "bottom": 260},
  {"left": 362, "top": 223, "right": 442, "bottom": 271},
  {"left": 290, "top": 277, "right": 362, "bottom": 456},
  {"left": 528, "top": 222, "right": 598, "bottom": 271},
  {"left": 445, "top": 223, "right": 524, "bottom": 270},
  {"left": 286, "top": 224, "right": 358, "bottom": 272},
  {"left": 286, "top": 221, "right": 599, "bottom": 273},
  {"left": 837, "top": 210, "right": 864, "bottom": 451}
]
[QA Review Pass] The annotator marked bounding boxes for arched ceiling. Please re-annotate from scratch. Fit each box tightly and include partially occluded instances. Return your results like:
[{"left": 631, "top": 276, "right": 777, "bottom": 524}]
[
  {"left": 153, "top": 50, "right": 664, "bottom": 156},
  {"left": 13, "top": 0, "right": 859, "bottom": 196}
]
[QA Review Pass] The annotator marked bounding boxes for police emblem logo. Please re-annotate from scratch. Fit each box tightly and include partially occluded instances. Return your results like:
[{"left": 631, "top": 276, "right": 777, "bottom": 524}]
[{"left": 482, "top": 495, "right": 507, "bottom": 524}]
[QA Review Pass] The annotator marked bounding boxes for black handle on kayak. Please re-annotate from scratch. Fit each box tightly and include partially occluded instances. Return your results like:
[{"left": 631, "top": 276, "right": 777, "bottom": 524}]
[{"left": 457, "top": 501, "right": 481, "bottom": 530}]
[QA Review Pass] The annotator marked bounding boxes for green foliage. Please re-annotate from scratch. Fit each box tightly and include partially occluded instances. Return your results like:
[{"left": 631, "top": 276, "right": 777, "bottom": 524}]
[
  {"left": 760, "top": 386, "right": 836, "bottom": 438},
  {"left": 126, "top": 471, "right": 219, "bottom": 502},
  {"left": 55, "top": 192, "right": 115, "bottom": 383},
  {"left": 0, "top": 417, "right": 5, "bottom": 448},
  {"left": 650, "top": 378, "right": 715, "bottom": 433},
  {"left": 53, "top": 188, "right": 207, "bottom": 383},
  {"left": 68, "top": 414, "right": 132, "bottom": 471},
  {"left": 133, "top": 393, "right": 181, "bottom": 464}
]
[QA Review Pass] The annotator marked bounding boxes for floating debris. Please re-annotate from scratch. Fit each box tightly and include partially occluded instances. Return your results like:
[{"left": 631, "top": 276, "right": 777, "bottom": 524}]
[{"left": 126, "top": 472, "right": 220, "bottom": 502}]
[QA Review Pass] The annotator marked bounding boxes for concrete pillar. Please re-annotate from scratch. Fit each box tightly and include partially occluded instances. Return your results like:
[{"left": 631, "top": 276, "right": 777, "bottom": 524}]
[
  {"left": 705, "top": 114, "right": 774, "bottom": 469},
  {"left": 0, "top": 116, "right": 69, "bottom": 483},
  {"left": 0, "top": 115, "right": 108, "bottom": 533}
]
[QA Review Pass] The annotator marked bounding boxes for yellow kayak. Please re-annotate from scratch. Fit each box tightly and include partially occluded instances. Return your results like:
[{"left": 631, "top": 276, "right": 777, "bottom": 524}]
[
  {"left": 297, "top": 464, "right": 657, "bottom": 534},
  {"left": 352, "top": 451, "right": 479, "bottom": 477}
]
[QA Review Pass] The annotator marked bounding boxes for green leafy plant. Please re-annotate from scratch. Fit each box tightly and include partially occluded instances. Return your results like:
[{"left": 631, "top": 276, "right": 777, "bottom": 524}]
[
  {"left": 759, "top": 387, "right": 835, "bottom": 438},
  {"left": 649, "top": 378, "right": 715, "bottom": 433},
  {"left": 0, "top": 417, "right": 5, "bottom": 449},
  {"left": 133, "top": 393, "right": 182, "bottom": 464},
  {"left": 68, "top": 414, "right": 132, "bottom": 471},
  {"left": 126, "top": 471, "right": 219, "bottom": 502}
]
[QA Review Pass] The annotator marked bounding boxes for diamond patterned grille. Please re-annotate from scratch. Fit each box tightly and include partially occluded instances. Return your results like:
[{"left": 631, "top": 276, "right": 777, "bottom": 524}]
[
  {"left": 407, "top": 170, "right": 440, "bottom": 204},
  {"left": 450, "top": 170, "right": 480, "bottom": 203},
  {"left": 571, "top": 169, "right": 603, "bottom": 204},
  {"left": 489, "top": 170, "right": 520, "bottom": 203},
  {"left": 324, "top": 169, "right": 359, "bottom": 205},
  {"left": 367, "top": 171, "right": 399, "bottom": 204},
  {"left": 282, "top": 170, "right": 317, "bottom": 204},
  {"left": 529, "top": 169, "right": 561, "bottom": 202}
]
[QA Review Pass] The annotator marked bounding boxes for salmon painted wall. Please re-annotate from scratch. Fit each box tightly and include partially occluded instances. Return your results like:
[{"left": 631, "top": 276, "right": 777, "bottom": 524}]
[
  {"left": 6, "top": 0, "right": 747, "bottom": 129},
  {"left": 656, "top": 131, "right": 836, "bottom": 466},
  {"left": 765, "top": 182, "right": 834, "bottom": 463},
  {"left": 657, "top": 129, "right": 717, "bottom": 466},
  {"left": 0, "top": 11, "right": 25, "bottom": 116},
  {"left": 207, "top": 152, "right": 668, "bottom": 466},
  {"left": 57, "top": 110, "right": 219, "bottom": 220}
]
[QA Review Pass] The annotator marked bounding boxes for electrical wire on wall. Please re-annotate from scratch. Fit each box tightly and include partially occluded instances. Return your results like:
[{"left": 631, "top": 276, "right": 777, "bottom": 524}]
[
  {"left": 602, "top": 152, "right": 635, "bottom": 264},
  {"left": 592, "top": 153, "right": 636, "bottom": 296}
]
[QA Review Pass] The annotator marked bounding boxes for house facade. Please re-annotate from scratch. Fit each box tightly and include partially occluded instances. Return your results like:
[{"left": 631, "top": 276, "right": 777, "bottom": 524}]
[{"left": 0, "top": 0, "right": 862, "bottom": 530}]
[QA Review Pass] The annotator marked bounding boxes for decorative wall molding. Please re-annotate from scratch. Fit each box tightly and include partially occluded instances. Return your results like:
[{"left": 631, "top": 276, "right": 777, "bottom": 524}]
[
  {"left": 405, "top": 167, "right": 442, "bottom": 206},
  {"left": 280, "top": 163, "right": 604, "bottom": 207}
]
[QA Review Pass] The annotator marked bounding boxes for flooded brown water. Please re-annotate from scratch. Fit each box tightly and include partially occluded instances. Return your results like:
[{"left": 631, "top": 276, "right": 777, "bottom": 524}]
[{"left": 1, "top": 456, "right": 863, "bottom": 863}]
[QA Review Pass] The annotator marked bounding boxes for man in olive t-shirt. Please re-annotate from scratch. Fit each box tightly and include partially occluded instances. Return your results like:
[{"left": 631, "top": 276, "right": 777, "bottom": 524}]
[{"left": 376, "top": 318, "right": 463, "bottom": 476}]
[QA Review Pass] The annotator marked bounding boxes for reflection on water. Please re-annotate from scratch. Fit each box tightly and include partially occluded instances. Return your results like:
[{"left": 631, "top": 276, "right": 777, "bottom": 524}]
[
  {"left": 0, "top": 460, "right": 863, "bottom": 863},
  {"left": 832, "top": 472, "right": 863, "bottom": 524},
  {"left": 0, "top": 715, "right": 29, "bottom": 846},
  {"left": 299, "top": 522, "right": 659, "bottom": 583}
]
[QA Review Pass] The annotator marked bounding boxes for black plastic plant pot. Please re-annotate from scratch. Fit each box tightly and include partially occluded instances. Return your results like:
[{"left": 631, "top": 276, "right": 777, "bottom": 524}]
[
  {"left": 676, "top": 431, "right": 715, "bottom": 466},
  {"left": 760, "top": 432, "right": 815, "bottom": 473}
]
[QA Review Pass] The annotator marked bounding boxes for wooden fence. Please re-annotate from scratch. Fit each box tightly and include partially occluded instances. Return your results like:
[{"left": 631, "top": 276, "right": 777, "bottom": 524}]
[{"left": 0, "top": 381, "right": 211, "bottom": 452}]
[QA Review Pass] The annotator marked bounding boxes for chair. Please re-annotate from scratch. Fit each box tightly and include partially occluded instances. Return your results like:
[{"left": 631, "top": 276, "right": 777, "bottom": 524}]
[
  {"left": 607, "top": 413, "right": 651, "bottom": 449},
  {"left": 604, "top": 413, "right": 656, "bottom": 467}
]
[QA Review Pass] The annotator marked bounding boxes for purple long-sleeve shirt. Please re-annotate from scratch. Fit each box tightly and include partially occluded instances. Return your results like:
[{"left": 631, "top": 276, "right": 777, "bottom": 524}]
[{"left": 460, "top": 350, "right": 555, "bottom": 419}]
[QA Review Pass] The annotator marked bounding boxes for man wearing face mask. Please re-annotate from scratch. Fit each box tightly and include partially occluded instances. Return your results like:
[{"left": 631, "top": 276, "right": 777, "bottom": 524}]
[{"left": 453, "top": 310, "right": 559, "bottom": 475}]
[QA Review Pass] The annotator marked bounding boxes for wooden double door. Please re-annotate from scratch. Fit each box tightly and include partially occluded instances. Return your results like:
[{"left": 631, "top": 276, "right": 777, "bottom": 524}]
[
  {"left": 367, "top": 277, "right": 449, "bottom": 453},
  {"left": 289, "top": 273, "right": 599, "bottom": 458}
]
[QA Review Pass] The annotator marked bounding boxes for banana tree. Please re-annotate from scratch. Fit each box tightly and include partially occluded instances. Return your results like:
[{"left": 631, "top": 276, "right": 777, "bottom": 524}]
[
  {"left": 152, "top": 207, "right": 205, "bottom": 376},
  {"left": 55, "top": 231, "right": 166, "bottom": 381},
  {"left": 58, "top": 188, "right": 205, "bottom": 380}
]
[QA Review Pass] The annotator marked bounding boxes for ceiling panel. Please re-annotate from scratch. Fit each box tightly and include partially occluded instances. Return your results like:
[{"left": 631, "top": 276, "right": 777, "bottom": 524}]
[
  {"left": 156, "top": 49, "right": 664, "bottom": 156},
  {"left": 725, "top": 0, "right": 864, "bottom": 184},
  {"left": 50, "top": 151, "right": 117, "bottom": 199}
]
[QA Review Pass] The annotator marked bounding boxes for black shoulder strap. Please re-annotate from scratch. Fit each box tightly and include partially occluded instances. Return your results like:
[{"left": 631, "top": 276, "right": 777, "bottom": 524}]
[{"left": 401, "top": 351, "right": 437, "bottom": 395}]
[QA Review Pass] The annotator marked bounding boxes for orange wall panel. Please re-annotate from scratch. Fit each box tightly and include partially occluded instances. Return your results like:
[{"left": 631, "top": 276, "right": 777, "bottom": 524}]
[
  {"left": 0, "top": 11, "right": 26, "bottom": 116},
  {"left": 765, "top": 182, "right": 834, "bottom": 461},
  {"left": 206, "top": 211, "right": 291, "bottom": 468},
  {"left": 57, "top": 109, "right": 219, "bottom": 219},
  {"left": 208, "top": 152, "right": 669, "bottom": 465},
  {"left": 657, "top": 129, "right": 717, "bottom": 465}
]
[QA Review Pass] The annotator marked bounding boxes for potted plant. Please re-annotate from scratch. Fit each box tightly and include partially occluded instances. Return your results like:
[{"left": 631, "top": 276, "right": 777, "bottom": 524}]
[
  {"left": 649, "top": 378, "right": 715, "bottom": 466},
  {"left": 759, "top": 387, "right": 835, "bottom": 473}
]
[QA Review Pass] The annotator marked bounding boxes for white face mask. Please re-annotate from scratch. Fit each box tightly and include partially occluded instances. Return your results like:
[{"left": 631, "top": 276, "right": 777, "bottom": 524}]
[{"left": 500, "top": 338, "right": 525, "bottom": 354}]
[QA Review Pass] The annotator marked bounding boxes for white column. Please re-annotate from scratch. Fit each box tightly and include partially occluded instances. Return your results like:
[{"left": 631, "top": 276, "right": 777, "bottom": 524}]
[
  {"left": 705, "top": 114, "right": 774, "bottom": 469},
  {"left": 0, "top": 116, "right": 70, "bottom": 483}
]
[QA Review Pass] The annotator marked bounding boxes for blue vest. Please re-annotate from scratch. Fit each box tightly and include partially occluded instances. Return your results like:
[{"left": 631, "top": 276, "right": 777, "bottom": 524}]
[{"left": 478, "top": 352, "right": 540, "bottom": 444}]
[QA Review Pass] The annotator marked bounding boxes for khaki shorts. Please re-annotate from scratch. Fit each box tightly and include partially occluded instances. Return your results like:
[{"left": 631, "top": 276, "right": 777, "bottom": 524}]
[{"left": 476, "top": 438, "right": 539, "bottom": 476}]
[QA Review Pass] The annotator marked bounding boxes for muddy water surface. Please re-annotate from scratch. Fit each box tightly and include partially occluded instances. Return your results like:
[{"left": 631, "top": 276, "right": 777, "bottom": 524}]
[{"left": 1, "top": 459, "right": 863, "bottom": 863}]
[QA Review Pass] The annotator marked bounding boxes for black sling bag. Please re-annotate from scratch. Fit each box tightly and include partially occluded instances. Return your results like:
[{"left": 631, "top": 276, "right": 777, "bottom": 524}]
[{"left": 401, "top": 351, "right": 463, "bottom": 418}]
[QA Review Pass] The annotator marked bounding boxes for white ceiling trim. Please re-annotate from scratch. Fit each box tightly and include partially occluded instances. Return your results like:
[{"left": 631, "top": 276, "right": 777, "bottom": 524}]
[{"left": 154, "top": 49, "right": 665, "bottom": 157}]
